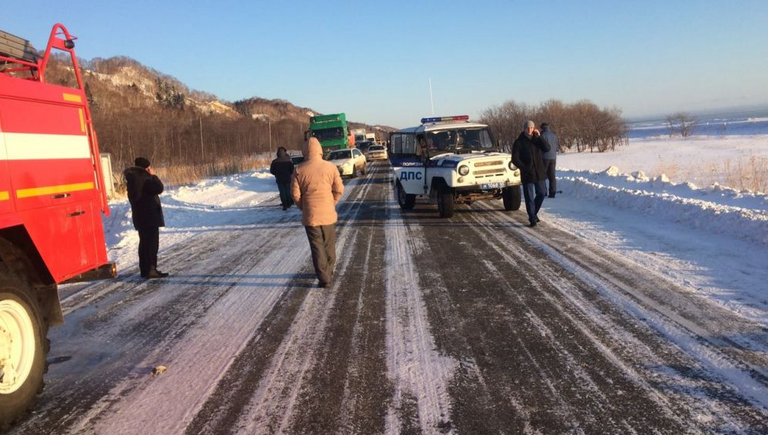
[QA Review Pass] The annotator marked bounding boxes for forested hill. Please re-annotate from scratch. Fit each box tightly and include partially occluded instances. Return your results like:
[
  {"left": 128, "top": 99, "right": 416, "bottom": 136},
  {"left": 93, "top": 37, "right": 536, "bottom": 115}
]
[{"left": 44, "top": 55, "right": 392, "bottom": 176}]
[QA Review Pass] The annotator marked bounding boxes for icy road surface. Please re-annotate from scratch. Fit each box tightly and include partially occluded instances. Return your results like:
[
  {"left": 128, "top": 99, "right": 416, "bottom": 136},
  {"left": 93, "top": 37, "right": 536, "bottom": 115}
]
[{"left": 9, "top": 161, "right": 768, "bottom": 434}]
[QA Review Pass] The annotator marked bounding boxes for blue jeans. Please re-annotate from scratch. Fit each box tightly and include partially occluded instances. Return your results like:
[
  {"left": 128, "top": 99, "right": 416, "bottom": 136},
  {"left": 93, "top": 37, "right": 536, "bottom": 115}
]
[{"left": 522, "top": 181, "right": 547, "bottom": 224}]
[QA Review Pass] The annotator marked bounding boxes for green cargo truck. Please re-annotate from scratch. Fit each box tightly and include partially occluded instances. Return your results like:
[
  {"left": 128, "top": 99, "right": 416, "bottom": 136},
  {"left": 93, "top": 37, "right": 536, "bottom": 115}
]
[{"left": 306, "top": 113, "right": 350, "bottom": 154}]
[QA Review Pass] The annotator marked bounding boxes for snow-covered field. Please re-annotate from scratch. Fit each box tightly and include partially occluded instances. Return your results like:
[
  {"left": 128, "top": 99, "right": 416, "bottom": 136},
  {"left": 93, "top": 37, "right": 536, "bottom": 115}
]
[{"left": 553, "top": 132, "right": 768, "bottom": 325}]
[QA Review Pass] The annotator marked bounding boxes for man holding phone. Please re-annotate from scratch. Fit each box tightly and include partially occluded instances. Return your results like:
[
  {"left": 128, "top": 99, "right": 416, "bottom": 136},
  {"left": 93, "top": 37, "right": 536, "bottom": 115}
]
[
  {"left": 124, "top": 157, "right": 169, "bottom": 279},
  {"left": 512, "top": 120, "right": 551, "bottom": 227}
]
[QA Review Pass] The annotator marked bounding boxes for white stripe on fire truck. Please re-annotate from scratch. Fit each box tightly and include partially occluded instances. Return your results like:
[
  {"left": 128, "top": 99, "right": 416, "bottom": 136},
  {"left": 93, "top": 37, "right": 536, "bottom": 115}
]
[
  {"left": 16, "top": 182, "right": 94, "bottom": 199},
  {"left": 2, "top": 133, "right": 90, "bottom": 160},
  {"left": 0, "top": 128, "right": 5, "bottom": 160}
]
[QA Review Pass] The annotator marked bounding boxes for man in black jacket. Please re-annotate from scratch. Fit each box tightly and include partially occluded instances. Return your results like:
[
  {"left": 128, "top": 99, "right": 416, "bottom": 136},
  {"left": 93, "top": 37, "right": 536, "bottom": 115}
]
[
  {"left": 512, "top": 120, "right": 551, "bottom": 227},
  {"left": 124, "top": 157, "right": 169, "bottom": 279}
]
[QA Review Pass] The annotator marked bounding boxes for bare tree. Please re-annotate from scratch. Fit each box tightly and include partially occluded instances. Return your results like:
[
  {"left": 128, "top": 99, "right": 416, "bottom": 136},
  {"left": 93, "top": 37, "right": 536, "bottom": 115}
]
[
  {"left": 480, "top": 98, "right": 627, "bottom": 154},
  {"left": 666, "top": 112, "right": 697, "bottom": 137}
]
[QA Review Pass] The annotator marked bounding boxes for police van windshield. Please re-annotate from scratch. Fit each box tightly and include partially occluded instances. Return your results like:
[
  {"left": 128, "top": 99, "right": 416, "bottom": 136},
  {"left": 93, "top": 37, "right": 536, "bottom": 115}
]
[
  {"left": 313, "top": 128, "right": 345, "bottom": 141},
  {"left": 427, "top": 128, "right": 494, "bottom": 152}
]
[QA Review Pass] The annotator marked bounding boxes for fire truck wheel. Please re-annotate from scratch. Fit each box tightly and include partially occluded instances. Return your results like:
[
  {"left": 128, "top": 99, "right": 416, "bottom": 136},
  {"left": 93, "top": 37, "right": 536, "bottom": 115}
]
[
  {"left": 0, "top": 272, "right": 46, "bottom": 429},
  {"left": 503, "top": 186, "right": 522, "bottom": 211},
  {"left": 396, "top": 181, "right": 416, "bottom": 210},
  {"left": 438, "top": 189, "right": 455, "bottom": 218}
]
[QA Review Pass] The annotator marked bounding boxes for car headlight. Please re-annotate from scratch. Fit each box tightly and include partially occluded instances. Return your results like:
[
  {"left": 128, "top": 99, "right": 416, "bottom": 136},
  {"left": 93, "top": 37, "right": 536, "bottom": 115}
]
[
  {"left": 508, "top": 161, "right": 516, "bottom": 170},
  {"left": 458, "top": 165, "right": 470, "bottom": 176}
]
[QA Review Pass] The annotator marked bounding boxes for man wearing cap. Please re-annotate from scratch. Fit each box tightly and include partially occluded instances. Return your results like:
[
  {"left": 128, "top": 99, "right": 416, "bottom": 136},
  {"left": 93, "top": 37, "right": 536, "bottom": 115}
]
[
  {"left": 512, "top": 121, "right": 551, "bottom": 227},
  {"left": 540, "top": 123, "right": 559, "bottom": 198},
  {"left": 124, "top": 157, "right": 169, "bottom": 279}
]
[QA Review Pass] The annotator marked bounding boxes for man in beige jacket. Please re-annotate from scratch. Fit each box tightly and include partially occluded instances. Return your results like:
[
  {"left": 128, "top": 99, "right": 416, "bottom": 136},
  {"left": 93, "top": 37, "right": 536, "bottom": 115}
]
[{"left": 292, "top": 137, "right": 345, "bottom": 288}]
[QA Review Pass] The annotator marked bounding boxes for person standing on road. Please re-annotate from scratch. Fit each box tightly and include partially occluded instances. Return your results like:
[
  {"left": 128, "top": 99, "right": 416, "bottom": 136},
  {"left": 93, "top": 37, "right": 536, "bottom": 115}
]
[
  {"left": 270, "top": 147, "right": 295, "bottom": 210},
  {"left": 540, "top": 123, "right": 559, "bottom": 198},
  {"left": 292, "top": 137, "right": 344, "bottom": 288},
  {"left": 124, "top": 157, "right": 169, "bottom": 279},
  {"left": 512, "top": 120, "right": 551, "bottom": 227}
]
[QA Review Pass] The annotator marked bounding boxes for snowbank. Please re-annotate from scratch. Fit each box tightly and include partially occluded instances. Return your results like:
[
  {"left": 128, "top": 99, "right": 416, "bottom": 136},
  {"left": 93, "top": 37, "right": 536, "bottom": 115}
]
[{"left": 558, "top": 168, "right": 768, "bottom": 246}]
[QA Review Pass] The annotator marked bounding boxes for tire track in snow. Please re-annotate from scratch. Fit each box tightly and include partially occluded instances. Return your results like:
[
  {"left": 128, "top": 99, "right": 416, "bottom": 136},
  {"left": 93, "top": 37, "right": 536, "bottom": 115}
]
[
  {"left": 395, "top": 202, "right": 694, "bottom": 433},
  {"left": 383, "top": 185, "right": 458, "bottom": 434},
  {"left": 285, "top": 163, "right": 392, "bottom": 434},
  {"left": 473, "top": 200, "right": 768, "bottom": 432},
  {"left": 173, "top": 168, "right": 379, "bottom": 434}
]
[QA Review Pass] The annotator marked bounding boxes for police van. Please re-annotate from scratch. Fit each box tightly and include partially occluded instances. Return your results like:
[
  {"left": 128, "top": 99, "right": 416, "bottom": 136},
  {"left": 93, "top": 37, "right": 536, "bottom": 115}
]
[{"left": 390, "top": 115, "right": 522, "bottom": 218}]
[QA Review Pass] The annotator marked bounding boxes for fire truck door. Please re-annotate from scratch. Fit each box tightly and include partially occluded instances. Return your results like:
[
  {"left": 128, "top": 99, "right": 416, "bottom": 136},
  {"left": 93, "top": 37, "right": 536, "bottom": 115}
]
[{"left": 24, "top": 202, "right": 98, "bottom": 280}]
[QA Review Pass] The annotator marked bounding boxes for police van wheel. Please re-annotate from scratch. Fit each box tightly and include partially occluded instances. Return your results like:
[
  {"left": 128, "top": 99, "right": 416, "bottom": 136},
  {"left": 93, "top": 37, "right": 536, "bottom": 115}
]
[
  {"left": 396, "top": 182, "right": 416, "bottom": 210},
  {"left": 438, "top": 191, "right": 455, "bottom": 218},
  {"left": 503, "top": 186, "right": 522, "bottom": 211},
  {"left": 0, "top": 269, "right": 46, "bottom": 429}
]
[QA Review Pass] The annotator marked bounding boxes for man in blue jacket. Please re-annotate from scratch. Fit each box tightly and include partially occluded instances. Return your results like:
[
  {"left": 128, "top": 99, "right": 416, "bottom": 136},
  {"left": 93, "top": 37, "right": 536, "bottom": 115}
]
[
  {"left": 124, "top": 157, "right": 169, "bottom": 279},
  {"left": 512, "top": 121, "right": 551, "bottom": 227}
]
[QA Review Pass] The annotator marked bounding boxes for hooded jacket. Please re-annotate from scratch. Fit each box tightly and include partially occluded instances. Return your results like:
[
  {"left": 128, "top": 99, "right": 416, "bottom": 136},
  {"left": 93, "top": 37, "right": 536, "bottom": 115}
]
[
  {"left": 291, "top": 138, "right": 344, "bottom": 226},
  {"left": 124, "top": 166, "right": 165, "bottom": 229},
  {"left": 512, "top": 132, "right": 550, "bottom": 184}
]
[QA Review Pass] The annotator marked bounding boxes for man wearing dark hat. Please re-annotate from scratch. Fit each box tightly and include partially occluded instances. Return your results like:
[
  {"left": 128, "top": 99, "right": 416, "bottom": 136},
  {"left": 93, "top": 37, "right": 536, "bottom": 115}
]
[
  {"left": 124, "top": 157, "right": 169, "bottom": 279},
  {"left": 512, "top": 120, "right": 551, "bottom": 227}
]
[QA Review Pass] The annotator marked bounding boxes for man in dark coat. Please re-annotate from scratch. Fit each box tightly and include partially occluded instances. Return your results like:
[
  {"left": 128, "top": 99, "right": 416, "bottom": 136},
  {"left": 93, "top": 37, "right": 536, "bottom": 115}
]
[
  {"left": 270, "top": 147, "right": 295, "bottom": 210},
  {"left": 512, "top": 120, "right": 551, "bottom": 227},
  {"left": 540, "top": 123, "right": 559, "bottom": 198},
  {"left": 124, "top": 157, "right": 168, "bottom": 279}
]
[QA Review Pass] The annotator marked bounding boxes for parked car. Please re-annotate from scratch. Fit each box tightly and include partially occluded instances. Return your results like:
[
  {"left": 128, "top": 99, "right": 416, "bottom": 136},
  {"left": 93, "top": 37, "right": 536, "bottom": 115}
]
[
  {"left": 365, "top": 144, "right": 388, "bottom": 161},
  {"left": 290, "top": 155, "right": 305, "bottom": 166},
  {"left": 327, "top": 148, "right": 367, "bottom": 177},
  {"left": 356, "top": 140, "right": 373, "bottom": 151}
]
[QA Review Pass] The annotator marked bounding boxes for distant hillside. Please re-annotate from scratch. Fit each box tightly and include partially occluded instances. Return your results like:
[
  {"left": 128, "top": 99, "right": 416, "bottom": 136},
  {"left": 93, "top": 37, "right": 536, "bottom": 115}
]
[{"left": 42, "top": 54, "right": 394, "bottom": 179}]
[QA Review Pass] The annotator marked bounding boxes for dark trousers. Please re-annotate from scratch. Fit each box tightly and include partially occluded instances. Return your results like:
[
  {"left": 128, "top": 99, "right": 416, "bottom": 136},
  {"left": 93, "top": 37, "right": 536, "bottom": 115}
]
[
  {"left": 277, "top": 182, "right": 292, "bottom": 208},
  {"left": 544, "top": 159, "right": 557, "bottom": 196},
  {"left": 138, "top": 226, "right": 159, "bottom": 276},
  {"left": 305, "top": 225, "right": 336, "bottom": 285},
  {"left": 522, "top": 181, "right": 547, "bottom": 224}
]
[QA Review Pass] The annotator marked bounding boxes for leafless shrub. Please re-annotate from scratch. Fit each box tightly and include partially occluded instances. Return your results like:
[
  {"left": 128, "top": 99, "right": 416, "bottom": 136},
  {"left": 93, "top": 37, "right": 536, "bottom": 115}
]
[
  {"left": 666, "top": 112, "right": 697, "bottom": 137},
  {"left": 721, "top": 155, "right": 768, "bottom": 194}
]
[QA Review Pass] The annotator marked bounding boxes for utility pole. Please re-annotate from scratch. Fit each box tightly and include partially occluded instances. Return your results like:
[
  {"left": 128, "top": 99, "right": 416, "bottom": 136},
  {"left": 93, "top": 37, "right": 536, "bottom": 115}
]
[
  {"left": 199, "top": 117, "right": 205, "bottom": 161},
  {"left": 268, "top": 118, "right": 272, "bottom": 155},
  {"left": 429, "top": 77, "right": 434, "bottom": 115}
]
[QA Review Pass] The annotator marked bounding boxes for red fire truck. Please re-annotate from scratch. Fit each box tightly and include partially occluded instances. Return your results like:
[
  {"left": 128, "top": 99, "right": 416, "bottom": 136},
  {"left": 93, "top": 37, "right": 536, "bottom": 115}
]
[{"left": 0, "top": 24, "right": 115, "bottom": 426}]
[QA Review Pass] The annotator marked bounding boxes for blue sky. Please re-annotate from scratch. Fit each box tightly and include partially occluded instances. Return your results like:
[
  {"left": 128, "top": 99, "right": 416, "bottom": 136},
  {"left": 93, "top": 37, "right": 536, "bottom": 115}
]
[{"left": 3, "top": 0, "right": 767, "bottom": 128}]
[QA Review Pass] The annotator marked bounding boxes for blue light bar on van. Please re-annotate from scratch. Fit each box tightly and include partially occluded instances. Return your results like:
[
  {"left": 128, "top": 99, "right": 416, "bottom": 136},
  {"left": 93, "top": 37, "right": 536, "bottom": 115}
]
[{"left": 420, "top": 115, "right": 470, "bottom": 124}]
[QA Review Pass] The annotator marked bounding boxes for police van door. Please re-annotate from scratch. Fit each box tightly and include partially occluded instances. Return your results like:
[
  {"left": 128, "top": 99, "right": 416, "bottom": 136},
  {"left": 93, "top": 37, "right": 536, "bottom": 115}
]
[{"left": 390, "top": 133, "right": 425, "bottom": 196}]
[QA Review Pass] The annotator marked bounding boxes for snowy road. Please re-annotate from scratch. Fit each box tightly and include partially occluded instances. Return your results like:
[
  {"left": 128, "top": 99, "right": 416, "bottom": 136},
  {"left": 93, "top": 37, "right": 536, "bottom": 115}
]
[{"left": 8, "top": 161, "right": 768, "bottom": 434}]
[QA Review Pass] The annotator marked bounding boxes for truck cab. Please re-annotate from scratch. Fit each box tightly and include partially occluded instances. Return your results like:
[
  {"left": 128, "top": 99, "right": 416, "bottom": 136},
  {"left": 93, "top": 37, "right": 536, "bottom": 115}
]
[
  {"left": 391, "top": 115, "right": 522, "bottom": 218},
  {"left": 306, "top": 113, "right": 351, "bottom": 155}
]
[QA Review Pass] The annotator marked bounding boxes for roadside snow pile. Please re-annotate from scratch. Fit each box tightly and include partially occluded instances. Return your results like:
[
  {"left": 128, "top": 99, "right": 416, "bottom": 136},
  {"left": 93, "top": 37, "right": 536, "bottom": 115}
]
[
  {"left": 102, "top": 170, "right": 278, "bottom": 270},
  {"left": 558, "top": 168, "right": 768, "bottom": 246}
]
